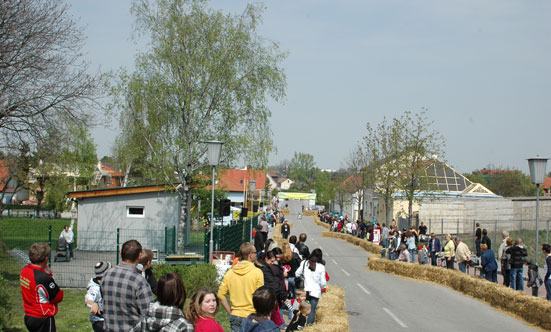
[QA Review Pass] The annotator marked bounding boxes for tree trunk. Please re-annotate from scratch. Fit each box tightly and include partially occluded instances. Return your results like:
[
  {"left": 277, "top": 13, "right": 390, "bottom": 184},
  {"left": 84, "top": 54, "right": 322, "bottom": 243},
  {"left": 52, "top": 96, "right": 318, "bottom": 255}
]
[{"left": 177, "top": 187, "right": 189, "bottom": 253}]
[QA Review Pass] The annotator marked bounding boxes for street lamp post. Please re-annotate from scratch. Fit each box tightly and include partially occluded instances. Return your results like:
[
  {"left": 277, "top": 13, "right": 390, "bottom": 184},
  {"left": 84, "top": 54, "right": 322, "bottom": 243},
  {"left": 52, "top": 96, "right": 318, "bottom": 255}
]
[
  {"left": 249, "top": 180, "right": 256, "bottom": 242},
  {"left": 206, "top": 141, "right": 223, "bottom": 263},
  {"left": 528, "top": 157, "right": 548, "bottom": 265}
]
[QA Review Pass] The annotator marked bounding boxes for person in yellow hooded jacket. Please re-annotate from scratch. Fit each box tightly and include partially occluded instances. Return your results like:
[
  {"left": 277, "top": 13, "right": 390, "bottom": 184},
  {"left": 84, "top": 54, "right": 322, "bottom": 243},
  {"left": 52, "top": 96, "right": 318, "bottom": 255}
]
[{"left": 218, "top": 242, "right": 264, "bottom": 332}]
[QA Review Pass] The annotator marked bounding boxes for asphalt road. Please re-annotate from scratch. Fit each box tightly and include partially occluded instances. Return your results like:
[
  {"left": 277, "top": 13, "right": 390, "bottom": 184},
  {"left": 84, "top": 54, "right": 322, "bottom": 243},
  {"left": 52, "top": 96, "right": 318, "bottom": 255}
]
[{"left": 283, "top": 202, "right": 538, "bottom": 332}]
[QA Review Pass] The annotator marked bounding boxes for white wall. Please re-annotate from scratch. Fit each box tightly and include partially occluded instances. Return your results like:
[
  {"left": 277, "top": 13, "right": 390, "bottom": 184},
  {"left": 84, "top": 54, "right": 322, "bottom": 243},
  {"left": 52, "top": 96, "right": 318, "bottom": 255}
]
[{"left": 76, "top": 191, "right": 180, "bottom": 251}]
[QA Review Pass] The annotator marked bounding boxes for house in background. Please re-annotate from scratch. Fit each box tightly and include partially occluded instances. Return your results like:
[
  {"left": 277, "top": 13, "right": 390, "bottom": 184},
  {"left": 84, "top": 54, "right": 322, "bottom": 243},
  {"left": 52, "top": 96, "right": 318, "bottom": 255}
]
[
  {"left": 92, "top": 161, "right": 125, "bottom": 188},
  {"left": 266, "top": 171, "right": 294, "bottom": 191},
  {"left": 0, "top": 160, "right": 29, "bottom": 204},
  {"left": 216, "top": 168, "right": 266, "bottom": 209}
]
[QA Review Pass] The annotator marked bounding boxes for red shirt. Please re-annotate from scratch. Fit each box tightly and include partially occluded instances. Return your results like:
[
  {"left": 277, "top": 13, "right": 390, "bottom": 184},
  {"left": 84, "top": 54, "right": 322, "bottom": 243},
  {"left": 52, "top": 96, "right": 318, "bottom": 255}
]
[
  {"left": 195, "top": 317, "right": 224, "bottom": 332},
  {"left": 20, "top": 264, "right": 63, "bottom": 318}
]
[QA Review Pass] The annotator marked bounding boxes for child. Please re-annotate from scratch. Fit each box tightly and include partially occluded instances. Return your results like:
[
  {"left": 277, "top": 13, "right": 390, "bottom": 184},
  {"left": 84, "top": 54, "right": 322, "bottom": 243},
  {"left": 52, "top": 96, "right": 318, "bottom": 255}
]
[
  {"left": 418, "top": 244, "right": 428, "bottom": 265},
  {"left": 526, "top": 258, "right": 543, "bottom": 297},
  {"left": 137, "top": 249, "right": 157, "bottom": 295},
  {"left": 186, "top": 288, "right": 224, "bottom": 332},
  {"left": 240, "top": 286, "right": 280, "bottom": 332},
  {"left": 286, "top": 302, "right": 311, "bottom": 332},
  {"left": 288, "top": 290, "right": 307, "bottom": 319},
  {"left": 85, "top": 261, "right": 111, "bottom": 332}
]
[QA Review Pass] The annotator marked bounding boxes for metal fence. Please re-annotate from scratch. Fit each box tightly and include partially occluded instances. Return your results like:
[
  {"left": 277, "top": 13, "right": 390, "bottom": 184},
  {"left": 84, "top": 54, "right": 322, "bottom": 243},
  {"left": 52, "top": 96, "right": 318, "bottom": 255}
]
[
  {"left": 0, "top": 221, "right": 204, "bottom": 288},
  {"left": 204, "top": 215, "right": 259, "bottom": 262},
  {"left": 415, "top": 218, "right": 551, "bottom": 267}
]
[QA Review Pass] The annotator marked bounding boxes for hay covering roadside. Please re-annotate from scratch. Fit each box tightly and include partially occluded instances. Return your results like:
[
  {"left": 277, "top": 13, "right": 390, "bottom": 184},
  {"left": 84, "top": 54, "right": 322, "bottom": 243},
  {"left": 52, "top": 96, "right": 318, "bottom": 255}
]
[
  {"left": 319, "top": 227, "right": 551, "bottom": 330},
  {"left": 312, "top": 215, "right": 330, "bottom": 230},
  {"left": 303, "top": 285, "right": 349, "bottom": 332}
]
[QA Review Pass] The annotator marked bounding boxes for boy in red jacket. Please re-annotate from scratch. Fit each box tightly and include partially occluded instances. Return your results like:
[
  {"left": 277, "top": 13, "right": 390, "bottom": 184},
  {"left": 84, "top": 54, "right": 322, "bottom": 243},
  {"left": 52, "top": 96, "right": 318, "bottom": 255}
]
[{"left": 20, "top": 242, "right": 64, "bottom": 332}]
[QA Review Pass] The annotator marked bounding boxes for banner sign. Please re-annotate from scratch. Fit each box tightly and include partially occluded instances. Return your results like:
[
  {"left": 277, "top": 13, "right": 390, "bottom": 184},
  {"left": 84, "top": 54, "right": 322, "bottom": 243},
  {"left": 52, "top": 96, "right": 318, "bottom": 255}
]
[{"left": 278, "top": 192, "right": 317, "bottom": 200}]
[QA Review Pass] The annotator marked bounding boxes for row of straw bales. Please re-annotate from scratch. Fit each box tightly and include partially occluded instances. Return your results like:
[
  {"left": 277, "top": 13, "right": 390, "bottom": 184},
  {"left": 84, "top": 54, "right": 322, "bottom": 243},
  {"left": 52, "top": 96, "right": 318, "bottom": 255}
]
[
  {"left": 312, "top": 215, "right": 330, "bottom": 230},
  {"left": 318, "top": 227, "right": 551, "bottom": 330},
  {"left": 271, "top": 218, "right": 349, "bottom": 331},
  {"left": 303, "top": 285, "right": 350, "bottom": 332},
  {"left": 303, "top": 210, "right": 317, "bottom": 216}
]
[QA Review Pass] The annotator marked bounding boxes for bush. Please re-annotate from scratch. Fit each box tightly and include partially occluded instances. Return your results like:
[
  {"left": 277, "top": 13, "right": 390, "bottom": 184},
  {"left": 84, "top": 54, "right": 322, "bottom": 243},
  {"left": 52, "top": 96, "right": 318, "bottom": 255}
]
[
  {"left": 152, "top": 263, "right": 219, "bottom": 297},
  {"left": 0, "top": 275, "right": 12, "bottom": 331}
]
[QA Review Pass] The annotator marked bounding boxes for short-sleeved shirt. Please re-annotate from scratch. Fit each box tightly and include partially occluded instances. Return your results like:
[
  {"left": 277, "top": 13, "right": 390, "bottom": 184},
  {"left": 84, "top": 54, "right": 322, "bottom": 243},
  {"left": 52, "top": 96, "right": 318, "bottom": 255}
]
[
  {"left": 101, "top": 263, "right": 153, "bottom": 332},
  {"left": 444, "top": 241, "right": 455, "bottom": 258}
]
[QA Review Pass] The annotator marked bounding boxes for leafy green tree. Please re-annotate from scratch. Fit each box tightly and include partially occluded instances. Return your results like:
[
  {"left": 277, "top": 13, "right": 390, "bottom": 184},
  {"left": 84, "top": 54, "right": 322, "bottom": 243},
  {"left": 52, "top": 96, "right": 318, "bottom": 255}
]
[
  {"left": 288, "top": 152, "right": 316, "bottom": 191},
  {"left": 360, "top": 117, "right": 402, "bottom": 224},
  {"left": 466, "top": 171, "right": 536, "bottom": 197},
  {"left": 394, "top": 109, "right": 445, "bottom": 227},
  {"left": 107, "top": 0, "right": 286, "bottom": 250}
]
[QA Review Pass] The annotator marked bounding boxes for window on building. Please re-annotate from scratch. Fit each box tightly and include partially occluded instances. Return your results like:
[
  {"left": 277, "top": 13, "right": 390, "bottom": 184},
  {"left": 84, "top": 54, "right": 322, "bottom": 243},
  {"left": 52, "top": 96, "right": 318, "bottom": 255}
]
[{"left": 127, "top": 206, "right": 145, "bottom": 218}]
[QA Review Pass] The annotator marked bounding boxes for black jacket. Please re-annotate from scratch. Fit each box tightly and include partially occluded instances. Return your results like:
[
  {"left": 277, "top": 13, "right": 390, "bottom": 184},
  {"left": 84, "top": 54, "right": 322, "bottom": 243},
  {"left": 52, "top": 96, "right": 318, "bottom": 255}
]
[
  {"left": 256, "top": 260, "right": 287, "bottom": 303},
  {"left": 287, "top": 252, "right": 301, "bottom": 278},
  {"left": 144, "top": 268, "right": 157, "bottom": 296},
  {"left": 295, "top": 242, "right": 310, "bottom": 259},
  {"left": 281, "top": 223, "right": 291, "bottom": 235},
  {"left": 507, "top": 245, "right": 528, "bottom": 269},
  {"left": 254, "top": 230, "right": 265, "bottom": 253}
]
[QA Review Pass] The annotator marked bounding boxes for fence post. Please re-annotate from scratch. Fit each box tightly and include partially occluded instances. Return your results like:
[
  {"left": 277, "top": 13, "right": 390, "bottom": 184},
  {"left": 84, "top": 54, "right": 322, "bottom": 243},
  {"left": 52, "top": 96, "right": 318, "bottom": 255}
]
[
  {"left": 457, "top": 219, "right": 459, "bottom": 235},
  {"left": 493, "top": 220, "right": 497, "bottom": 252},
  {"left": 547, "top": 219, "right": 549, "bottom": 245},
  {"left": 48, "top": 226, "right": 52, "bottom": 268},
  {"left": 429, "top": 218, "right": 432, "bottom": 234},
  {"left": 164, "top": 227, "right": 168, "bottom": 255},
  {"left": 441, "top": 219, "right": 444, "bottom": 236},
  {"left": 172, "top": 226, "right": 176, "bottom": 254},
  {"left": 473, "top": 220, "right": 476, "bottom": 250},
  {"left": 217, "top": 227, "right": 221, "bottom": 251},
  {"left": 116, "top": 228, "right": 120, "bottom": 265},
  {"left": 519, "top": 219, "right": 522, "bottom": 239}
]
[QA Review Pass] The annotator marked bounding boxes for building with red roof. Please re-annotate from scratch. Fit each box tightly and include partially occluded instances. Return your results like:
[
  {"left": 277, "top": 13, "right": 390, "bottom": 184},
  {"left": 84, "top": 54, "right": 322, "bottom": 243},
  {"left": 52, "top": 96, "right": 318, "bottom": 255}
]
[{"left": 216, "top": 168, "right": 266, "bottom": 206}]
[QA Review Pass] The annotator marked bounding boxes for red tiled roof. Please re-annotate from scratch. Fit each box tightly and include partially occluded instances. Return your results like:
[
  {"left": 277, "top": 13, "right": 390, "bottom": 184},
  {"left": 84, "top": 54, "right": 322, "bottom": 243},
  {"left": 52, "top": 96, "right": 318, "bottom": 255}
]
[
  {"left": 101, "top": 164, "right": 124, "bottom": 177},
  {"left": 0, "top": 160, "right": 15, "bottom": 192},
  {"left": 217, "top": 169, "right": 266, "bottom": 193},
  {"left": 544, "top": 177, "right": 551, "bottom": 190}
]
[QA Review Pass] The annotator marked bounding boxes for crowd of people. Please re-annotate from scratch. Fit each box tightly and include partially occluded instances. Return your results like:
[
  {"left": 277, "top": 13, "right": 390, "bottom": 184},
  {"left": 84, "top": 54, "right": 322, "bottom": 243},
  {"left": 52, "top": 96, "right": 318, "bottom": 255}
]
[
  {"left": 20, "top": 213, "right": 328, "bottom": 332},
  {"left": 318, "top": 212, "right": 551, "bottom": 300}
]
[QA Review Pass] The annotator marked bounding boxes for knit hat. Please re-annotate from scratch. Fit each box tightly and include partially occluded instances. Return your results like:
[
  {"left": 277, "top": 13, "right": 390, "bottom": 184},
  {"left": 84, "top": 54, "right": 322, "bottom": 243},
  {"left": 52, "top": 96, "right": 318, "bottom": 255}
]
[{"left": 94, "top": 261, "right": 111, "bottom": 277}]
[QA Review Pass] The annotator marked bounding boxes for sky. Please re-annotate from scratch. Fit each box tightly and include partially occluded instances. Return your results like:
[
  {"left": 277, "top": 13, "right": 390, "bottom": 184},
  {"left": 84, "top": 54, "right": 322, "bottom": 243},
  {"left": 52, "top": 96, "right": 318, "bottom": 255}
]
[{"left": 68, "top": 0, "right": 551, "bottom": 174}]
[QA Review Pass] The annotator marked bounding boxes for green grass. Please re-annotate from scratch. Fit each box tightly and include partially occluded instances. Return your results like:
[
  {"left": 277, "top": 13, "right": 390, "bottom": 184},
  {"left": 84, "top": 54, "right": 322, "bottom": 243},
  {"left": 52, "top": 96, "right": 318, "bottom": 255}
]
[{"left": 0, "top": 217, "right": 229, "bottom": 331}]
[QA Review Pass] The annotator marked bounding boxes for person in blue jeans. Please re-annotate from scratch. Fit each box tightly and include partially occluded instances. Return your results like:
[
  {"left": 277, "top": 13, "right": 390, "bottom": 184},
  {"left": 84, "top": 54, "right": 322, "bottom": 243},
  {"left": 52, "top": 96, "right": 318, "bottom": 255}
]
[
  {"left": 480, "top": 244, "right": 497, "bottom": 283},
  {"left": 507, "top": 238, "right": 528, "bottom": 291},
  {"left": 543, "top": 244, "right": 551, "bottom": 301}
]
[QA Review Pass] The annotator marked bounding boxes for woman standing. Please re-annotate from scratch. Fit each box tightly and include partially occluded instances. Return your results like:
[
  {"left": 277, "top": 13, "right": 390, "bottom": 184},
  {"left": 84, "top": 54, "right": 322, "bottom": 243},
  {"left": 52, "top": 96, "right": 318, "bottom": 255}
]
[
  {"left": 405, "top": 231, "right": 416, "bottom": 263},
  {"left": 130, "top": 273, "right": 193, "bottom": 332},
  {"left": 543, "top": 244, "right": 551, "bottom": 301},
  {"left": 295, "top": 249, "right": 326, "bottom": 326},
  {"left": 256, "top": 250, "right": 286, "bottom": 328},
  {"left": 281, "top": 242, "right": 300, "bottom": 299},
  {"left": 186, "top": 288, "right": 224, "bottom": 332},
  {"left": 443, "top": 234, "right": 455, "bottom": 270},
  {"left": 480, "top": 244, "right": 498, "bottom": 283},
  {"left": 501, "top": 238, "right": 513, "bottom": 287}
]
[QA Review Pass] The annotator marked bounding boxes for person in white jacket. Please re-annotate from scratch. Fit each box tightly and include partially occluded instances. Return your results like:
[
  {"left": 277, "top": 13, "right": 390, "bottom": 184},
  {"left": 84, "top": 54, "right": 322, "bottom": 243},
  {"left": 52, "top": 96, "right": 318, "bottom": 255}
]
[{"left": 295, "top": 248, "right": 326, "bottom": 326}]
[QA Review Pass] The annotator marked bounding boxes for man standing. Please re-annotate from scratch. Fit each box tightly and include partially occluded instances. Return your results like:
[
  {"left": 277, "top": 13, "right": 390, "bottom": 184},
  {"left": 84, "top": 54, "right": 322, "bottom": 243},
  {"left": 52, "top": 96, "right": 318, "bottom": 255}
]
[
  {"left": 20, "top": 242, "right": 64, "bottom": 332},
  {"left": 259, "top": 215, "right": 269, "bottom": 243},
  {"left": 418, "top": 222, "right": 427, "bottom": 236},
  {"left": 475, "top": 223, "right": 482, "bottom": 256},
  {"left": 59, "top": 219, "right": 75, "bottom": 260},
  {"left": 428, "top": 233, "right": 441, "bottom": 266},
  {"left": 508, "top": 238, "right": 528, "bottom": 291},
  {"left": 102, "top": 240, "right": 153, "bottom": 331},
  {"left": 455, "top": 237, "right": 471, "bottom": 273},
  {"left": 281, "top": 219, "right": 291, "bottom": 239},
  {"left": 295, "top": 233, "right": 310, "bottom": 259},
  {"left": 218, "top": 242, "right": 264, "bottom": 332}
]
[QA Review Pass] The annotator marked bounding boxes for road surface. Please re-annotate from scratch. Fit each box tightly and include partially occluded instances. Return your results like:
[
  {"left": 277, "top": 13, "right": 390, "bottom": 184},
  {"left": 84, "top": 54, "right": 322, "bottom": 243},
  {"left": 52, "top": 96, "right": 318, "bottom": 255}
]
[{"left": 282, "top": 201, "right": 538, "bottom": 332}]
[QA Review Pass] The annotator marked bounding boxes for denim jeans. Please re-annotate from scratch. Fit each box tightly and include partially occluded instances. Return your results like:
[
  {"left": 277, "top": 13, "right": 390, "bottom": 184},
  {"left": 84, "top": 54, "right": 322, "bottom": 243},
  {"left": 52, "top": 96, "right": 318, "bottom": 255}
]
[
  {"left": 229, "top": 315, "right": 246, "bottom": 332},
  {"left": 430, "top": 252, "right": 438, "bottom": 266},
  {"left": 485, "top": 270, "right": 497, "bottom": 283},
  {"left": 288, "top": 276, "right": 296, "bottom": 299},
  {"left": 408, "top": 249, "right": 415, "bottom": 263},
  {"left": 458, "top": 261, "right": 467, "bottom": 273},
  {"left": 510, "top": 267, "right": 524, "bottom": 291},
  {"left": 502, "top": 269, "right": 510, "bottom": 287},
  {"left": 545, "top": 278, "right": 551, "bottom": 300},
  {"left": 306, "top": 295, "right": 319, "bottom": 325}
]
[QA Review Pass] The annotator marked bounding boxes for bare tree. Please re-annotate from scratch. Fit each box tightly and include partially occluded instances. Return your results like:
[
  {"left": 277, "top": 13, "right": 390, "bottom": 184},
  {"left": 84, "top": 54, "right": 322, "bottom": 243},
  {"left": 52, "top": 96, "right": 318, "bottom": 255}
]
[{"left": 0, "top": 0, "right": 100, "bottom": 148}]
